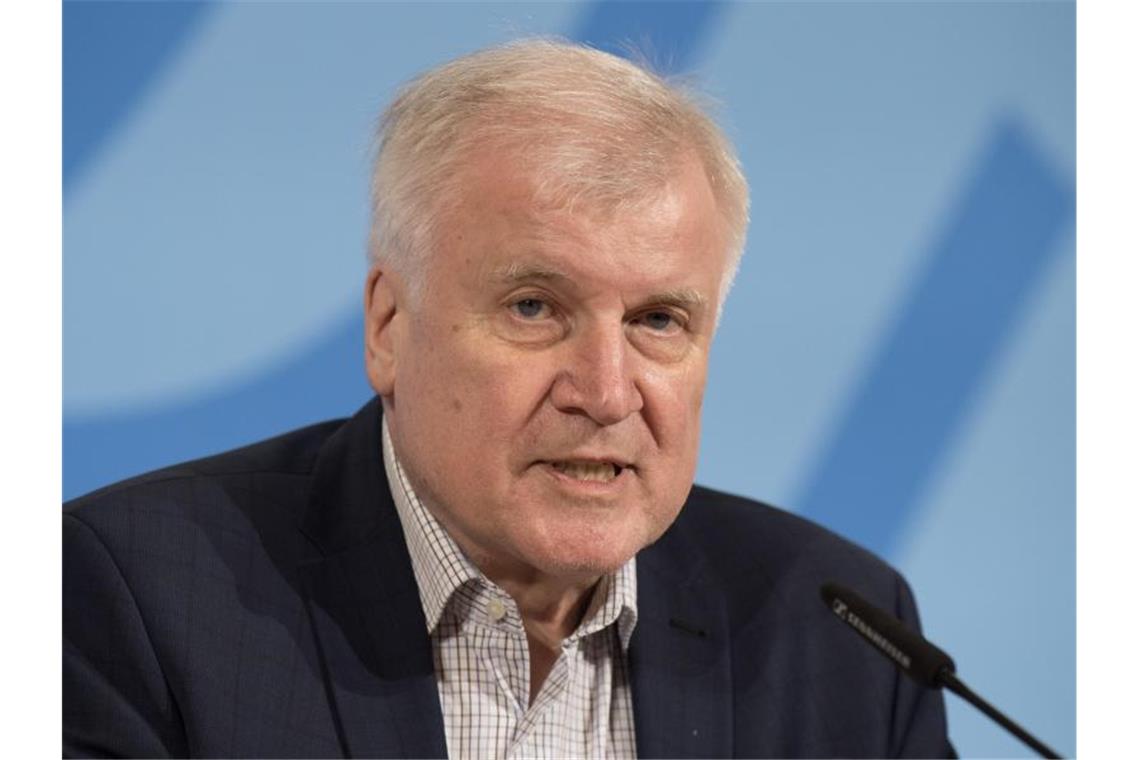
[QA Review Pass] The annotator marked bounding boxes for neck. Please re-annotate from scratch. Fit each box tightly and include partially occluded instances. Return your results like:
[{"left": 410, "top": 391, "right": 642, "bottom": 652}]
[
  {"left": 424, "top": 508, "right": 610, "bottom": 703},
  {"left": 477, "top": 555, "right": 601, "bottom": 646},
  {"left": 479, "top": 561, "right": 601, "bottom": 705}
]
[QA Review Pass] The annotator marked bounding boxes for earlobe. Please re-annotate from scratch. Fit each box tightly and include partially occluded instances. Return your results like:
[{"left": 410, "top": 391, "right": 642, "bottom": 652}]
[{"left": 364, "top": 266, "right": 401, "bottom": 397}]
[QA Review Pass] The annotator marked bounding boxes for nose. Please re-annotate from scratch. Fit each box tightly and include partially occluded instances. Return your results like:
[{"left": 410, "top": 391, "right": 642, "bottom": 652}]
[{"left": 550, "top": 323, "right": 644, "bottom": 426}]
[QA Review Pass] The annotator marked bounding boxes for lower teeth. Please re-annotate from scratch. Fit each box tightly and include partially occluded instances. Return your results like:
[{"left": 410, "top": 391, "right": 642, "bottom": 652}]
[{"left": 553, "top": 463, "right": 616, "bottom": 482}]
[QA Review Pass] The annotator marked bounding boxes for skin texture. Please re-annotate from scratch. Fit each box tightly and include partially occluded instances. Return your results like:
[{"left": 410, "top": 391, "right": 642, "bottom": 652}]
[{"left": 365, "top": 149, "right": 728, "bottom": 695}]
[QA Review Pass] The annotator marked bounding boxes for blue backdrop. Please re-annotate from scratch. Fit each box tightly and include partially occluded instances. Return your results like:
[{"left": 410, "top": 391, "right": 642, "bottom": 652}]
[{"left": 64, "top": 2, "right": 1075, "bottom": 756}]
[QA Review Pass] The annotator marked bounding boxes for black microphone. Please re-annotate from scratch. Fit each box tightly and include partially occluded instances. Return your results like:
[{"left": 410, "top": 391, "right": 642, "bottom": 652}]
[{"left": 820, "top": 582, "right": 1062, "bottom": 759}]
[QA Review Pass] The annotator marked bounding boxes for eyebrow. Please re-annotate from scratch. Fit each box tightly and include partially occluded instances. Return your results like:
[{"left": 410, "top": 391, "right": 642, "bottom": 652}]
[
  {"left": 493, "top": 261, "right": 572, "bottom": 285},
  {"left": 492, "top": 261, "right": 708, "bottom": 312},
  {"left": 647, "top": 287, "right": 708, "bottom": 311}
]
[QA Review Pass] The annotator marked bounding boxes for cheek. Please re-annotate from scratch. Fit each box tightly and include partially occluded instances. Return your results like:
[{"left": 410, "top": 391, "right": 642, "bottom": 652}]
[
  {"left": 406, "top": 325, "right": 552, "bottom": 441},
  {"left": 641, "top": 361, "right": 708, "bottom": 449}
]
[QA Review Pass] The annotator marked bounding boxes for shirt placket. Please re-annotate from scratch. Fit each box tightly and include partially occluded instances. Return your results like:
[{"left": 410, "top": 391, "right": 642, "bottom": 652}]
[
  {"left": 472, "top": 590, "right": 531, "bottom": 755},
  {"left": 512, "top": 642, "right": 573, "bottom": 759}
]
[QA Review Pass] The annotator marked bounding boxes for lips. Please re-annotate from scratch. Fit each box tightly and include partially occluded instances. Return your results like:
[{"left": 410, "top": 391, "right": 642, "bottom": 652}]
[
  {"left": 549, "top": 460, "right": 624, "bottom": 482},
  {"left": 538, "top": 458, "right": 638, "bottom": 487}
]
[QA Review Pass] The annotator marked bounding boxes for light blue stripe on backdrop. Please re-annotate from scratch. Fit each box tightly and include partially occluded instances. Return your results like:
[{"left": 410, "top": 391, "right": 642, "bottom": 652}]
[{"left": 63, "top": 2, "right": 1074, "bottom": 756}]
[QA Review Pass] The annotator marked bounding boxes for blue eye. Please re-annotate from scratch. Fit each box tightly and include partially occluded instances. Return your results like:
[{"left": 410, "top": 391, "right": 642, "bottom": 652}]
[
  {"left": 511, "top": 298, "right": 549, "bottom": 319},
  {"left": 641, "top": 311, "right": 678, "bottom": 331}
]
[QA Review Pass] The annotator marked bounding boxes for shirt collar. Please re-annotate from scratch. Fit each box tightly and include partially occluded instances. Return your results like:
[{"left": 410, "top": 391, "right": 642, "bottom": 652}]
[
  {"left": 381, "top": 416, "right": 638, "bottom": 648},
  {"left": 383, "top": 416, "right": 480, "bottom": 633}
]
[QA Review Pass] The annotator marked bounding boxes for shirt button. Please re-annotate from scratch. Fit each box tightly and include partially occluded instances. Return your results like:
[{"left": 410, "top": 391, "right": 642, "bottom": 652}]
[{"left": 487, "top": 597, "right": 507, "bottom": 622}]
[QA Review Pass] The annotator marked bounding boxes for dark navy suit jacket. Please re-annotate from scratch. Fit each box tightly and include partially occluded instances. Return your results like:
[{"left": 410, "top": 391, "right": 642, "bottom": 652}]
[{"left": 64, "top": 397, "right": 953, "bottom": 757}]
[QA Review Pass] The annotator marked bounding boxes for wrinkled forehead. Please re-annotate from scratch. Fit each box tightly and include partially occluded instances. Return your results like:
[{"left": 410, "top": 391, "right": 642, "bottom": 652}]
[
  {"left": 426, "top": 144, "right": 730, "bottom": 305},
  {"left": 439, "top": 134, "right": 713, "bottom": 240}
]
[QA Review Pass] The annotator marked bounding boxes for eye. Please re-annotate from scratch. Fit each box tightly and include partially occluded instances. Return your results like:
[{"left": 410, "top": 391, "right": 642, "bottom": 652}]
[
  {"left": 509, "top": 297, "right": 552, "bottom": 320},
  {"left": 635, "top": 310, "right": 683, "bottom": 334}
]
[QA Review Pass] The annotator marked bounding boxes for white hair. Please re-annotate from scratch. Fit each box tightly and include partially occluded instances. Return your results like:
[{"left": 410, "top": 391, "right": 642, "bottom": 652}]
[{"left": 369, "top": 38, "right": 750, "bottom": 306}]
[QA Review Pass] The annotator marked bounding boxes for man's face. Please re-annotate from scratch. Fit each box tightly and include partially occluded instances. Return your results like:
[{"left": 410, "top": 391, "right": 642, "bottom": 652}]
[{"left": 367, "top": 150, "right": 728, "bottom": 582}]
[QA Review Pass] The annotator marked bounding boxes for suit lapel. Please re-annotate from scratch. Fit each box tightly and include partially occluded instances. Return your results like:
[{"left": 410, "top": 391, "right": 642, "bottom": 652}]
[
  {"left": 630, "top": 514, "right": 734, "bottom": 758},
  {"left": 298, "top": 398, "right": 448, "bottom": 759}
]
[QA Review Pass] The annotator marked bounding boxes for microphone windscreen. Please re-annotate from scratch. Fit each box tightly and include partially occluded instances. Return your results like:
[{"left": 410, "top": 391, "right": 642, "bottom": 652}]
[{"left": 820, "top": 581, "right": 955, "bottom": 687}]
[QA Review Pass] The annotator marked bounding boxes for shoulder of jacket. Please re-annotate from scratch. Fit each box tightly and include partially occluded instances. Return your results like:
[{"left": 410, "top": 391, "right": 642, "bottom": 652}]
[
  {"left": 676, "top": 484, "right": 905, "bottom": 597},
  {"left": 63, "top": 416, "right": 348, "bottom": 525}
]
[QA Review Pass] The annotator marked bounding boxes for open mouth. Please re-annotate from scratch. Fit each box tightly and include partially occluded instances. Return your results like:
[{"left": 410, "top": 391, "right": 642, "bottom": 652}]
[{"left": 547, "top": 460, "right": 626, "bottom": 483}]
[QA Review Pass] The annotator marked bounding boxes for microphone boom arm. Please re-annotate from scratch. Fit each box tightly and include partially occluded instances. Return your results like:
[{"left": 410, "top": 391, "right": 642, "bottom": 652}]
[{"left": 821, "top": 582, "right": 1062, "bottom": 759}]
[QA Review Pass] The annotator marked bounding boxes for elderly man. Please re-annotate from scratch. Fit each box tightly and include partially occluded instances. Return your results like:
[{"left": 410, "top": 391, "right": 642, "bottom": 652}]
[{"left": 64, "top": 41, "right": 951, "bottom": 758}]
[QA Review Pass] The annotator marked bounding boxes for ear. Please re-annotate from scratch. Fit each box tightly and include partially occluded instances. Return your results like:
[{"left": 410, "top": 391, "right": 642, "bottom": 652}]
[{"left": 364, "top": 265, "right": 404, "bottom": 397}]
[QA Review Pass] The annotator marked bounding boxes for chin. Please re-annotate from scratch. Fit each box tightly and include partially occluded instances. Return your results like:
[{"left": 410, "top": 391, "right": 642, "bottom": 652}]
[
  {"left": 523, "top": 525, "right": 648, "bottom": 578},
  {"left": 537, "top": 553, "right": 629, "bottom": 578}
]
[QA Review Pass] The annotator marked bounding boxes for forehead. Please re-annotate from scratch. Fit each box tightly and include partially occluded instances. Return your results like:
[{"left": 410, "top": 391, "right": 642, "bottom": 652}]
[{"left": 437, "top": 149, "right": 728, "bottom": 293}]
